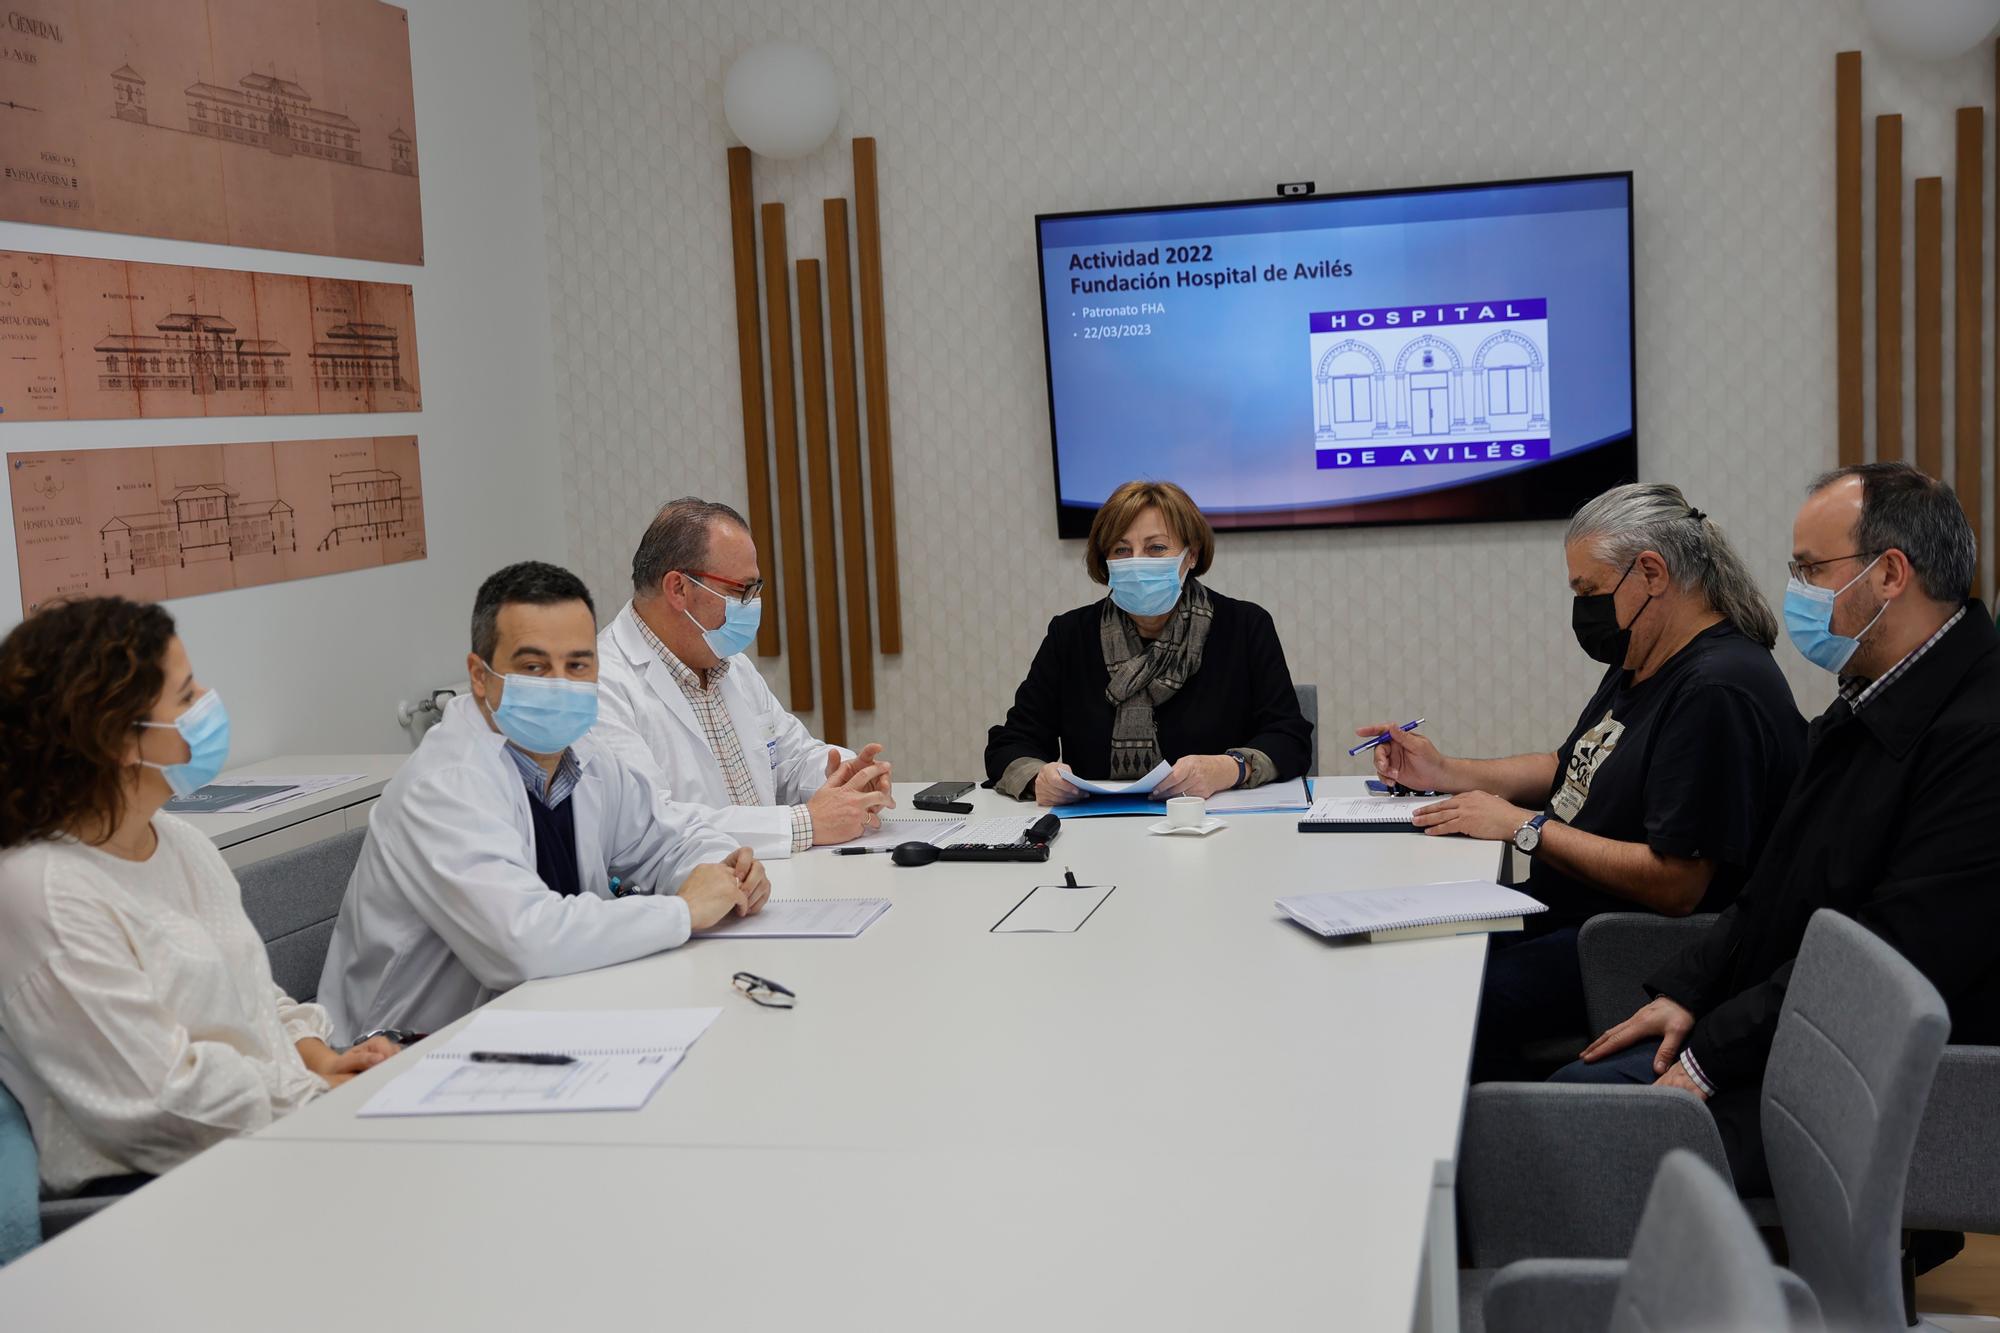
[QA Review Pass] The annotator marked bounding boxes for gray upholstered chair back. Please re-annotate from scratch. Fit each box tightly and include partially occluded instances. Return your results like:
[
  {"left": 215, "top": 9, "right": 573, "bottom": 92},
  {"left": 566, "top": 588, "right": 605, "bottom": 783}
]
[
  {"left": 1765, "top": 909, "right": 1949, "bottom": 1331},
  {"left": 1293, "top": 683, "right": 1318, "bottom": 775},
  {"left": 234, "top": 828, "right": 369, "bottom": 1003},
  {"left": 1577, "top": 913, "right": 1720, "bottom": 1035},
  {"left": 1609, "top": 1150, "right": 1789, "bottom": 1333},
  {"left": 1480, "top": 1149, "right": 1811, "bottom": 1333}
]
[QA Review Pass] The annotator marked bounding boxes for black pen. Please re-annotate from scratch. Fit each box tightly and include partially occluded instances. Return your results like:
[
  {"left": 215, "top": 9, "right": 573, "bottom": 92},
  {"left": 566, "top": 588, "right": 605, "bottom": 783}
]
[
  {"left": 468, "top": 1051, "right": 575, "bottom": 1065},
  {"left": 835, "top": 846, "right": 892, "bottom": 855}
]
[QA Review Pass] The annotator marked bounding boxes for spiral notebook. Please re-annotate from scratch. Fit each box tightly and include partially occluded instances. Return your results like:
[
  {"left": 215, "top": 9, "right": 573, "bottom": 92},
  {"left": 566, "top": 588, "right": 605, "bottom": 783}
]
[
  {"left": 357, "top": 1008, "right": 721, "bottom": 1117},
  {"left": 1296, "top": 795, "right": 1436, "bottom": 833},
  {"left": 1276, "top": 880, "right": 1545, "bottom": 944},
  {"left": 695, "top": 897, "right": 891, "bottom": 939}
]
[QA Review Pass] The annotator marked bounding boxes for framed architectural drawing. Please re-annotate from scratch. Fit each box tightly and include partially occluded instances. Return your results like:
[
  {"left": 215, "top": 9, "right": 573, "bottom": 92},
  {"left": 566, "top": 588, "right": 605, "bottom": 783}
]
[
  {"left": 0, "top": 0, "right": 423, "bottom": 263},
  {"left": 8, "top": 434, "right": 425, "bottom": 613},
  {"left": 0, "top": 249, "right": 421, "bottom": 420}
]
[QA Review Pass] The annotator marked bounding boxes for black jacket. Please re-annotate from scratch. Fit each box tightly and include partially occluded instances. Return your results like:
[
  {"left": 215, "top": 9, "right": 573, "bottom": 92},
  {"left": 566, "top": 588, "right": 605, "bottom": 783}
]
[
  {"left": 983, "top": 589, "right": 1314, "bottom": 787},
  {"left": 1649, "top": 603, "right": 2000, "bottom": 1092}
]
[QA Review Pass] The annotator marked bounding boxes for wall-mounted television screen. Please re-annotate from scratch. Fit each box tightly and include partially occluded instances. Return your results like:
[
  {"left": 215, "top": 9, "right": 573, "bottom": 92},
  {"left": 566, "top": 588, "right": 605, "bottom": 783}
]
[{"left": 1036, "top": 173, "right": 1636, "bottom": 537}]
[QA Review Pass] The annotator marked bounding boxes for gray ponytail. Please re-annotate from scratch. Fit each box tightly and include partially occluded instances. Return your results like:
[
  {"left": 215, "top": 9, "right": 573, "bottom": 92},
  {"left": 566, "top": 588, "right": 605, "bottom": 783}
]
[{"left": 1565, "top": 483, "right": 1779, "bottom": 649}]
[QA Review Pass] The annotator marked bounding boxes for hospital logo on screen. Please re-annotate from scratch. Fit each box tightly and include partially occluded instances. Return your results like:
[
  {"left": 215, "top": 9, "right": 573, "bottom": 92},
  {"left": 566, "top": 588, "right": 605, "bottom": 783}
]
[{"left": 1306, "top": 298, "right": 1549, "bottom": 471}]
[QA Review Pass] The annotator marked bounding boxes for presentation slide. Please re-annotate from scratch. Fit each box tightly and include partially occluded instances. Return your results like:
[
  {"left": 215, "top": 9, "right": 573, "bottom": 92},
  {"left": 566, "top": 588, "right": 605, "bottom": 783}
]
[{"left": 1036, "top": 175, "right": 1636, "bottom": 535}]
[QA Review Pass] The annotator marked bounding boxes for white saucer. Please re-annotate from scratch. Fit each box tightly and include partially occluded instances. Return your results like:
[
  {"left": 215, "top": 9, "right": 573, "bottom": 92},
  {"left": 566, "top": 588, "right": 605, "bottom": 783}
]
[{"left": 1148, "top": 817, "right": 1227, "bottom": 837}]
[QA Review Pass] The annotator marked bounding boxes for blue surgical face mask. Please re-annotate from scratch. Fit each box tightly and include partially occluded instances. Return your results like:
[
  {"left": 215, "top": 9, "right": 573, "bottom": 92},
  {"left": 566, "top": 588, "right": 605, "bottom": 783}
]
[
  {"left": 684, "top": 579, "right": 763, "bottom": 660},
  {"left": 1106, "top": 554, "right": 1186, "bottom": 617},
  {"left": 138, "top": 689, "right": 231, "bottom": 797},
  {"left": 479, "top": 661, "right": 599, "bottom": 754},
  {"left": 1784, "top": 554, "right": 1888, "bottom": 674}
]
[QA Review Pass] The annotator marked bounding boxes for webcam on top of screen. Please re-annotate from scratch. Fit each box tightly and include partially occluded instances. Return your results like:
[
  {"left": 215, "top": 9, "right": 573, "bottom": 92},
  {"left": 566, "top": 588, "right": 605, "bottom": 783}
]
[{"left": 1277, "top": 181, "right": 1316, "bottom": 197}]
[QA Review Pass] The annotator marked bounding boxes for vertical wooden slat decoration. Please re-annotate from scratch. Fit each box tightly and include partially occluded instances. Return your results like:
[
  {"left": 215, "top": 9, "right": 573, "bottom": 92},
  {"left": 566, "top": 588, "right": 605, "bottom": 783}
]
[
  {"left": 1955, "top": 107, "right": 1985, "bottom": 565},
  {"left": 1836, "top": 51, "right": 1864, "bottom": 468},
  {"left": 1877, "top": 115, "right": 1904, "bottom": 463},
  {"left": 824, "top": 197, "right": 876, "bottom": 710},
  {"left": 727, "top": 147, "right": 780, "bottom": 655},
  {"left": 853, "top": 137, "right": 903, "bottom": 654},
  {"left": 796, "top": 258, "right": 848, "bottom": 746},
  {"left": 1915, "top": 178, "right": 1945, "bottom": 478},
  {"left": 761, "top": 202, "right": 814, "bottom": 708}
]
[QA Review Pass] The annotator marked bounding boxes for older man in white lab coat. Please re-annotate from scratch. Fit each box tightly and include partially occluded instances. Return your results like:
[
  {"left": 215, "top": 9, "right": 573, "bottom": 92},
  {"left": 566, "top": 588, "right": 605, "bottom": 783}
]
[
  {"left": 320, "top": 561, "right": 768, "bottom": 1044},
  {"left": 594, "top": 497, "right": 895, "bottom": 859}
]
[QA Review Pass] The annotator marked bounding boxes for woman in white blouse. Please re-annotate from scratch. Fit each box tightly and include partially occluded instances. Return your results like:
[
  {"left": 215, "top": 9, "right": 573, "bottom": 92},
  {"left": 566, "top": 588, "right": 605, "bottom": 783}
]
[{"left": 0, "top": 598, "right": 398, "bottom": 1196}]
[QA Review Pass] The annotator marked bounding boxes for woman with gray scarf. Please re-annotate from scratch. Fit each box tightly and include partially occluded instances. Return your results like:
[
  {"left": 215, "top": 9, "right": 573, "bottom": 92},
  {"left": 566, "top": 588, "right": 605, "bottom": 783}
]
[{"left": 985, "top": 480, "right": 1313, "bottom": 805}]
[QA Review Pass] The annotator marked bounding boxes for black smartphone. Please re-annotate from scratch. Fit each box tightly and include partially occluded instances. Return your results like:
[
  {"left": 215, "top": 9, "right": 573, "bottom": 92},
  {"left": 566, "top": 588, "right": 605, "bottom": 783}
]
[
  {"left": 1367, "top": 779, "right": 1441, "bottom": 797},
  {"left": 915, "top": 780, "right": 975, "bottom": 803}
]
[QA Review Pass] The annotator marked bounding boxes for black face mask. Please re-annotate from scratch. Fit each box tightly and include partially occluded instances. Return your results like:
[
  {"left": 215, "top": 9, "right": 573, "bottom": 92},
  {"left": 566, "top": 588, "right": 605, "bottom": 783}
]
[{"left": 1571, "top": 560, "right": 1653, "bottom": 666}]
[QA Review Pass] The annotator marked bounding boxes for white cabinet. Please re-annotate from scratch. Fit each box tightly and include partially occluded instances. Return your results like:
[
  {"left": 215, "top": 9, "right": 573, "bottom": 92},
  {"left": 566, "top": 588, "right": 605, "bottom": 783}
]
[
  {"left": 220, "top": 810, "right": 351, "bottom": 870},
  {"left": 180, "top": 756, "right": 404, "bottom": 866}
]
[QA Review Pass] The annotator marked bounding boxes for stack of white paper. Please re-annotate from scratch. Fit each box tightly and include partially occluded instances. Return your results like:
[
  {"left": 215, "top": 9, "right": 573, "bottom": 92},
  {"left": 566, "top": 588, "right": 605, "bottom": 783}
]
[
  {"left": 1063, "top": 761, "right": 1172, "bottom": 796},
  {"left": 1276, "top": 880, "right": 1545, "bottom": 944}
]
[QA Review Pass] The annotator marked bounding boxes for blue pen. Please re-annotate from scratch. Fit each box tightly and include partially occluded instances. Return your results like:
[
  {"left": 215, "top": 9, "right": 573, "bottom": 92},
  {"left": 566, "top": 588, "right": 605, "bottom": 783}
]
[
  {"left": 1348, "top": 717, "right": 1426, "bottom": 757},
  {"left": 608, "top": 876, "right": 623, "bottom": 897}
]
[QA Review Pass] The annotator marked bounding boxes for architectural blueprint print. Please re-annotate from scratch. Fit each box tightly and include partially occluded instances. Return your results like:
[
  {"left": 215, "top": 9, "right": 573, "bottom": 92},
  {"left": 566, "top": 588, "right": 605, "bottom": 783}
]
[
  {"left": 0, "top": 0, "right": 423, "bottom": 264},
  {"left": 8, "top": 435, "right": 424, "bottom": 613},
  {"left": 0, "top": 249, "right": 421, "bottom": 420}
]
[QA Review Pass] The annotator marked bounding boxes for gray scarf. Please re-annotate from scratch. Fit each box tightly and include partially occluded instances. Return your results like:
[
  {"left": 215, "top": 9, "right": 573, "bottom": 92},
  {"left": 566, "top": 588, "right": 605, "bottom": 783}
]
[{"left": 1100, "top": 579, "right": 1215, "bottom": 779}]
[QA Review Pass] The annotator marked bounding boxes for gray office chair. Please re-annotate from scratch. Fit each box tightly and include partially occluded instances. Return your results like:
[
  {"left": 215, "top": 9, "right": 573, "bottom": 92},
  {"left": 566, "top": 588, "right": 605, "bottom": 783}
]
[
  {"left": 1484, "top": 1149, "right": 1813, "bottom": 1333},
  {"left": 1577, "top": 911, "right": 1722, "bottom": 1035},
  {"left": 1579, "top": 911, "right": 2000, "bottom": 1313},
  {"left": 235, "top": 827, "right": 369, "bottom": 1002},
  {"left": 1293, "top": 683, "right": 1318, "bottom": 776},
  {"left": 1460, "top": 910, "right": 1949, "bottom": 1332},
  {"left": 0, "top": 1082, "right": 37, "bottom": 1265},
  {"left": 1764, "top": 911, "right": 1950, "bottom": 1331},
  {"left": 1502, "top": 913, "right": 1725, "bottom": 1114}
]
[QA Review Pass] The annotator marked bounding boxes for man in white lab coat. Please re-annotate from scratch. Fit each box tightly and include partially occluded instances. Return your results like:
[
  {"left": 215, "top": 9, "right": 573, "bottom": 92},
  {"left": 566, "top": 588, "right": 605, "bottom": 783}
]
[
  {"left": 594, "top": 497, "right": 895, "bottom": 859},
  {"left": 320, "top": 561, "right": 769, "bottom": 1044}
]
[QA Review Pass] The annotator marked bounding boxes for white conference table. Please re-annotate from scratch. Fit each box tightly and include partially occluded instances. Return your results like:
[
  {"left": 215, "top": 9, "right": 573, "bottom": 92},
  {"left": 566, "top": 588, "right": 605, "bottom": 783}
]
[{"left": 0, "top": 778, "right": 1505, "bottom": 1331}]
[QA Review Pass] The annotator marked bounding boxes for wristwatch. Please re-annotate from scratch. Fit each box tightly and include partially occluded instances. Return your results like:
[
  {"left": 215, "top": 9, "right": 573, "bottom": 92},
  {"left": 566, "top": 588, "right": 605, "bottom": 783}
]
[
  {"left": 353, "top": 1027, "right": 425, "bottom": 1046},
  {"left": 1225, "top": 749, "right": 1251, "bottom": 788},
  {"left": 1511, "top": 810, "right": 1552, "bottom": 855}
]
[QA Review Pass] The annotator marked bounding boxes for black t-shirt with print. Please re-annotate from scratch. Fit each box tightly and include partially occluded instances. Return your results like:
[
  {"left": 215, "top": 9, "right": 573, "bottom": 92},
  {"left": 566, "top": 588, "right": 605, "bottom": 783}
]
[{"left": 1526, "top": 621, "right": 1808, "bottom": 927}]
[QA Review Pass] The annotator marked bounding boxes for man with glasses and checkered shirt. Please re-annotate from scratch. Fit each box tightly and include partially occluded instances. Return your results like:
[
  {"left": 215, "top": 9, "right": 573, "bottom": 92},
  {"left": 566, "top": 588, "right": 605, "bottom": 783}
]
[
  {"left": 594, "top": 497, "right": 896, "bottom": 859},
  {"left": 1557, "top": 463, "right": 2000, "bottom": 1247}
]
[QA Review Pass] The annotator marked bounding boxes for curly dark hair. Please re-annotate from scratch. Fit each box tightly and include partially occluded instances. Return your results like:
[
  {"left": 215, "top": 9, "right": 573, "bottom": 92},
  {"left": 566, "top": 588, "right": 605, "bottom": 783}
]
[{"left": 0, "top": 597, "right": 177, "bottom": 849}]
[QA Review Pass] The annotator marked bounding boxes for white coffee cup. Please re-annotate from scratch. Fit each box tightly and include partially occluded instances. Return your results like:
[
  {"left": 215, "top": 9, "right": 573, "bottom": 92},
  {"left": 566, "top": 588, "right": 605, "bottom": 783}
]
[{"left": 1165, "top": 795, "right": 1206, "bottom": 829}]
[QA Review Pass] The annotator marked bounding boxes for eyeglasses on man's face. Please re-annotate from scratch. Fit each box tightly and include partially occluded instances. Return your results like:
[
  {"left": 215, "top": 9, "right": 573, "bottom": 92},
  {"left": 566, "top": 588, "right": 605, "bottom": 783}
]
[
  {"left": 1787, "top": 550, "right": 1882, "bottom": 585},
  {"left": 683, "top": 570, "right": 764, "bottom": 607}
]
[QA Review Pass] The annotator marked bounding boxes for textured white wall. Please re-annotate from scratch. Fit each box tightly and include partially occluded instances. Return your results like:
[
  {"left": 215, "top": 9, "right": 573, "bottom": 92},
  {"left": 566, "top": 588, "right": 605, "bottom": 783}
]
[
  {"left": 528, "top": 0, "right": 1996, "bottom": 779},
  {"left": 0, "top": 0, "right": 562, "bottom": 763}
]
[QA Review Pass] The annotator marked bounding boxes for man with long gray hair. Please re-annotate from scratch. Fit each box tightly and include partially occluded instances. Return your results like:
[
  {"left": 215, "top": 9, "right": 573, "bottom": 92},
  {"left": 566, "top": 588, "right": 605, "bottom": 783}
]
[
  {"left": 1356, "top": 482, "right": 1806, "bottom": 1082},
  {"left": 594, "top": 497, "right": 895, "bottom": 858}
]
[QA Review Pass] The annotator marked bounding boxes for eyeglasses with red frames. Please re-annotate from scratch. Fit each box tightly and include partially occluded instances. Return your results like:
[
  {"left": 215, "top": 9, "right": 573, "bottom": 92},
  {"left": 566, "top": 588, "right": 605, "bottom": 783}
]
[{"left": 680, "top": 570, "right": 765, "bottom": 607}]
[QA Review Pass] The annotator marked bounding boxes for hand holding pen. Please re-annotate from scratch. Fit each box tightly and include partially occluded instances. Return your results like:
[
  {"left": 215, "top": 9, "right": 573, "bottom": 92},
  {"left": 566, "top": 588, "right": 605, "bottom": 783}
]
[{"left": 1351, "top": 719, "right": 1451, "bottom": 793}]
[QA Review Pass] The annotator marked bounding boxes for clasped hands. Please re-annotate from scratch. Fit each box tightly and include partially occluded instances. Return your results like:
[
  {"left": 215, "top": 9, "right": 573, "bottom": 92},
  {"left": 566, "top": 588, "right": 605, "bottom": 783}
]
[{"left": 808, "top": 743, "right": 895, "bottom": 843}]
